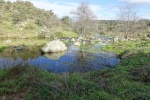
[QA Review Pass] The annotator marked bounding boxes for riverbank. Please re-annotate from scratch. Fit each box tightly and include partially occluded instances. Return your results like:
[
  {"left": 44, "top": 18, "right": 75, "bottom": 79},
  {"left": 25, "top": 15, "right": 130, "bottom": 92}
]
[{"left": 0, "top": 40, "right": 150, "bottom": 100}]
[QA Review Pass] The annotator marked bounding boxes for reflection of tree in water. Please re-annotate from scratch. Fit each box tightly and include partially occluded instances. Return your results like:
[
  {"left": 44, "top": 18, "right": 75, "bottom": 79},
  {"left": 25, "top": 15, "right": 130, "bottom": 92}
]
[
  {"left": 0, "top": 47, "right": 40, "bottom": 60},
  {"left": 0, "top": 45, "right": 120, "bottom": 73},
  {"left": 0, "top": 57, "right": 29, "bottom": 69},
  {"left": 0, "top": 46, "right": 41, "bottom": 69},
  {"left": 70, "top": 50, "right": 97, "bottom": 73},
  {"left": 70, "top": 50, "right": 119, "bottom": 73}
]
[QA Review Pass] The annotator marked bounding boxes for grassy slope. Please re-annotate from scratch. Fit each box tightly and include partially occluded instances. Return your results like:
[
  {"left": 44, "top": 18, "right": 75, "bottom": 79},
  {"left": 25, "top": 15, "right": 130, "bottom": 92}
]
[
  {"left": 0, "top": 24, "right": 78, "bottom": 47},
  {"left": 0, "top": 13, "right": 78, "bottom": 47},
  {"left": 0, "top": 40, "right": 150, "bottom": 100}
]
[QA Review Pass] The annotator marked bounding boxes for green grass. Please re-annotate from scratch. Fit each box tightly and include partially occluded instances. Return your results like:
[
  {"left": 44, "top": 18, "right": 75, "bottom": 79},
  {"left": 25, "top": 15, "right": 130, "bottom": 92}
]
[
  {"left": 0, "top": 47, "right": 5, "bottom": 52},
  {"left": 0, "top": 40, "right": 150, "bottom": 100},
  {"left": 102, "top": 40, "right": 150, "bottom": 58},
  {"left": 54, "top": 27, "right": 78, "bottom": 38}
]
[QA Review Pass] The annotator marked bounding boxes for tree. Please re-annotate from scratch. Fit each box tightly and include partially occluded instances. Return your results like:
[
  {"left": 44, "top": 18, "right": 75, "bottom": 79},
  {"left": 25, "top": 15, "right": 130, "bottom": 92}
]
[
  {"left": 62, "top": 16, "right": 72, "bottom": 26},
  {"left": 71, "top": 2, "right": 98, "bottom": 40},
  {"left": 117, "top": 4, "right": 139, "bottom": 39}
]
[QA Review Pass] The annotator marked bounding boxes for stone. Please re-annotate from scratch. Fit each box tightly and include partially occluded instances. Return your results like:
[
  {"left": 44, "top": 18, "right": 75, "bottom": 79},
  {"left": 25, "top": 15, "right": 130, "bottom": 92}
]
[
  {"left": 41, "top": 40, "right": 67, "bottom": 53},
  {"left": 82, "top": 41, "right": 86, "bottom": 45},
  {"left": 98, "top": 39, "right": 101, "bottom": 41},
  {"left": 16, "top": 46, "right": 24, "bottom": 50},
  {"left": 4, "top": 40, "right": 12, "bottom": 44},
  {"left": 17, "top": 21, "right": 28, "bottom": 30},
  {"left": 113, "top": 37, "right": 119, "bottom": 42},
  {"left": 71, "top": 38, "right": 76, "bottom": 42},
  {"left": 74, "top": 42, "right": 81, "bottom": 46}
]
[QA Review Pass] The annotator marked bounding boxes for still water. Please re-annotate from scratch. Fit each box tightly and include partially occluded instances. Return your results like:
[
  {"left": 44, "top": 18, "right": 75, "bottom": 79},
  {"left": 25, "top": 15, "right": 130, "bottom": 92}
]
[{"left": 0, "top": 44, "right": 120, "bottom": 73}]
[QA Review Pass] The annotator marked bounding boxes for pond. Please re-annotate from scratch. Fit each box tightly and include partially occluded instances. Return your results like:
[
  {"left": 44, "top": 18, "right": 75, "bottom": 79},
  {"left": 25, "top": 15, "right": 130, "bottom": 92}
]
[{"left": 0, "top": 43, "right": 120, "bottom": 73}]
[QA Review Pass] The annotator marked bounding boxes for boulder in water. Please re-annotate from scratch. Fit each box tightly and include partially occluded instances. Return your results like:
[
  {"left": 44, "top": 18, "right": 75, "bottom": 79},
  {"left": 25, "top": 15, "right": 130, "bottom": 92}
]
[
  {"left": 71, "top": 38, "right": 76, "bottom": 42},
  {"left": 41, "top": 40, "right": 67, "bottom": 53},
  {"left": 74, "top": 42, "right": 81, "bottom": 46}
]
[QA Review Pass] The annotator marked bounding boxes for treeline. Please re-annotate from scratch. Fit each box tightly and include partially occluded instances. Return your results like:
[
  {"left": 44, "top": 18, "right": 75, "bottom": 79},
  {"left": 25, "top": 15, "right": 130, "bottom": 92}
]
[
  {"left": 0, "top": 0, "right": 150, "bottom": 39},
  {"left": 98, "top": 19, "right": 150, "bottom": 38}
]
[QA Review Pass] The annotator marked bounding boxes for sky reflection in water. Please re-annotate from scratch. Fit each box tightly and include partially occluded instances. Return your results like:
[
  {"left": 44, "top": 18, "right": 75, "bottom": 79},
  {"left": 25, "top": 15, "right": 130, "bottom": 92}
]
[{"left": 0, "top": 44, "right": 120, "bottom": 73}]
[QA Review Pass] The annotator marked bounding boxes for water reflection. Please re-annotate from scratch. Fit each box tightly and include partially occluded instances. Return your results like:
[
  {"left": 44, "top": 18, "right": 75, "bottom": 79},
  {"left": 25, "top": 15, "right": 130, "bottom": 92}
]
[
  {"left": 0, "top": 45, "right": 120, "bottom": 73},
  {"left": 43, "top": 51, "right": 66, "bottom": 60},
  {"left": 0, "top": 57, "right": 29, "bottom": 69}
]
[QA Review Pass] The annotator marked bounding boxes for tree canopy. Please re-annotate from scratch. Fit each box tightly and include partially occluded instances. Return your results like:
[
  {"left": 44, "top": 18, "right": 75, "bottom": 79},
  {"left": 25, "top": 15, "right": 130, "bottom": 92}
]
[{"left": 71, "top": 2, "right": 98, "bottom": 39}]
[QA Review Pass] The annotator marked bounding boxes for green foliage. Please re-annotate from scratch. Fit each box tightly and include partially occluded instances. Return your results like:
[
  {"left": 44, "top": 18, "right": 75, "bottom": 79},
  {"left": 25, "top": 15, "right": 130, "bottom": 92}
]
[
  {"left": 0, "top": 47, "right": 5, "bottom": 52},
  {"left": 0, "top": 1, "right": 60, "bottom": 28},
  {"left": 61, "top": 16, "right": 73, "bottom": 28},
  {"left": 102, "top": 41, "right": 150, "bottom": 55},
  {"left": 24, "top": 22, "right": 37, "bottom": 30},
  {"left": 98, "top": 19, "right": 150, "bottom": 39},
  {"left": 147, "top": 26, "right": 150, "bottom": 32},
  {"left": 0, "top": 0, "right": 77, "bottom": 41}
]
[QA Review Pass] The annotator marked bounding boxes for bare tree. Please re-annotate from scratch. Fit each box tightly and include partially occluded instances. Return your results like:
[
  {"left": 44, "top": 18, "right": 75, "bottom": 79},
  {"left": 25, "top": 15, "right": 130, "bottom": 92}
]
[
  {"left": 117, "top": 4, "right": 139, "bottom": 39},
  {"left": 71, "top": 2, "right": 98, "bottom": 40}
]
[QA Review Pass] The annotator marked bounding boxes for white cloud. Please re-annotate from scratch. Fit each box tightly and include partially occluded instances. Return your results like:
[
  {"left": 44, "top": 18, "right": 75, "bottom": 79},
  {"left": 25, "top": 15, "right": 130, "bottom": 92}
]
[
  {"left": 5, "top": 0, "right": 16, "bottom": 2},
  {"left": 141, "top": 14, "right": 150, "bottom": 19},
  {"left": 31, "top": 1, "right": 77, "bottom": 18},
  {"left": 121, "top": 0, "right": 150, "bottom": 4}
]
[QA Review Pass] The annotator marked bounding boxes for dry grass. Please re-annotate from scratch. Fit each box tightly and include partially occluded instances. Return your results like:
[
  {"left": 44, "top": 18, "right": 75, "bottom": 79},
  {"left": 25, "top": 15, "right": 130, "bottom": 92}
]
[{"left": 0, "top": 38, "right": 49, "bottom": 47}]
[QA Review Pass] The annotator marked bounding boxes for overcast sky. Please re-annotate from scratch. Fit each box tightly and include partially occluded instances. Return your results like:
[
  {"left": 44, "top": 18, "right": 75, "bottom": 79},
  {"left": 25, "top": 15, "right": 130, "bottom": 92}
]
[{"left": 5, "top": 0, "right": 150, "bottom": 20}]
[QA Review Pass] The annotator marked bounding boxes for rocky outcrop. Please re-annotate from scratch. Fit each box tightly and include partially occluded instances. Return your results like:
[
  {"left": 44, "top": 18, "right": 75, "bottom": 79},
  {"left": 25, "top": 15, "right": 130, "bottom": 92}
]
[{"left": 41, "top": 40, "right": 67, "bottom": 53}]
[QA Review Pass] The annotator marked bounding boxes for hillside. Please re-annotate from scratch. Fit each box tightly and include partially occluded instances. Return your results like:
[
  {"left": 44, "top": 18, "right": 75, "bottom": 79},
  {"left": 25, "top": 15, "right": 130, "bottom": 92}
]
[{"left": 0, "top": 0, "right": 77, "bottom": 41}]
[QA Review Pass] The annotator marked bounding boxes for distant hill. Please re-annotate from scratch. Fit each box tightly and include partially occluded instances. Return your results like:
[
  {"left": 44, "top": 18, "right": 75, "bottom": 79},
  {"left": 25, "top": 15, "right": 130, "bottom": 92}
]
[
  {"left": 0, "top": 0, "right": 59, "bottom": 27},
  {"left": 0, "top": 0, "right": 77, "bottom": 39}
]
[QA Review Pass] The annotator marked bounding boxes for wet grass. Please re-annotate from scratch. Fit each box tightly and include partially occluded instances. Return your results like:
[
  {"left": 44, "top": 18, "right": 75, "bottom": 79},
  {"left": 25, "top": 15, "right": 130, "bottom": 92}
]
[
  {"left": 0, "top": 40, "right": 150, "bottom": 100},
  {"left": 103, "top": 40, "right": 150, "bottom": 57}
]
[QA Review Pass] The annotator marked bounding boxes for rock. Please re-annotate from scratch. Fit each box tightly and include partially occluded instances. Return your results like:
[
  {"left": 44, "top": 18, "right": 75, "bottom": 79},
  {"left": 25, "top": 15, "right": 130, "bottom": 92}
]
[
  {"left": 91, "top": 36, "right": 95, "bottom": 39},
  {"left": 41, "top": 40, "right": 67, "bottom": 53},
  {"left": 74, "top": 42, "right": 81, "bottom": 46},
  {"left": 78, "top": 36, "right": 84, "bottom": 40},
  {"left": 71, "top": 38, "right": 76, "bottom": 42},
  {"left": 16, "top": 46, "right": 24, "bottom": 50},
  {"left": 4, "top": 40, "right": 12, "bottom": 44},
  {"left": 44, "top": 51, "right": 66, "bottom": 60},
  {"left": 98, "top": 39, "right": 101, "bottom": 42},
  {"left": 113, "top": 37, "right": 119, "bottom": 42},
  {"left": 35, "top": 34, "right": 38, "bottom": 37},
  {"left": 17, "top": 21, "right": 28, "bottom": 30},
  {"left": 82, "top": 41, "right": 86, "bottom": 45},
  {"left": 90, "top": 41, "right": 94, "bottom": 44}
]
